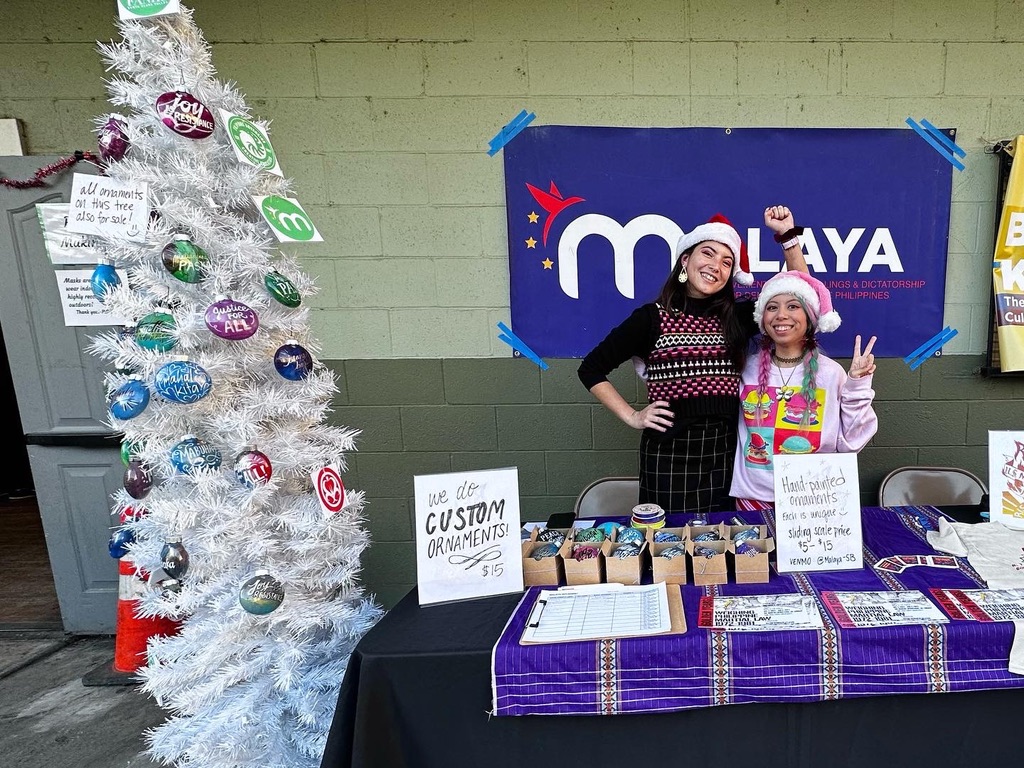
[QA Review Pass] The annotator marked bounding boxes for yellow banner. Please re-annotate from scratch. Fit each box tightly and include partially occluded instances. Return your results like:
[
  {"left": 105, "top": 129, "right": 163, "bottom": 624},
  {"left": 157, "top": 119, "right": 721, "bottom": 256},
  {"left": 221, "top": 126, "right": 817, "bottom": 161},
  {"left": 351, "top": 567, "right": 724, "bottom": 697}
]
[{"left": 993, "top": 135, "right": 1024, "bottom": 372}]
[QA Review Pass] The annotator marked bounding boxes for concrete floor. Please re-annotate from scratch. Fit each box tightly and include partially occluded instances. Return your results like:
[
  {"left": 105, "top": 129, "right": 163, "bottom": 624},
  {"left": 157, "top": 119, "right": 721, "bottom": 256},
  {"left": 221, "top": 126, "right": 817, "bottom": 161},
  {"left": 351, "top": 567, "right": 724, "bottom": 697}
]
[{"left": 0, "top": 632, "right": 164, "bottom": 768}]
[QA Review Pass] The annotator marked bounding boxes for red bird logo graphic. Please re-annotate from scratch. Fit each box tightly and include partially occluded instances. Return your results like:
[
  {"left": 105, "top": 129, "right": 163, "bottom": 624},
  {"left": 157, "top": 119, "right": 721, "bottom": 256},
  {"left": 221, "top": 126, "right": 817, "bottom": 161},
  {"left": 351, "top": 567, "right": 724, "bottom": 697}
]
[{"left": 525, "top": 181, "right": 585, "bottom": 246}]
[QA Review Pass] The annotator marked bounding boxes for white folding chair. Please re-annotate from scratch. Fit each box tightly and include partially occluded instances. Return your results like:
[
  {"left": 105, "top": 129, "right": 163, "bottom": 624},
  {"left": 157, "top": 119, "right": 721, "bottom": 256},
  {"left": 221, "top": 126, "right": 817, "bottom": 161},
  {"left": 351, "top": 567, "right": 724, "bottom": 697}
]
[
  {"left": 877, "top": 466, "right": 988, "bottom": 507},
  {"left": 573, "top": 477, "right": 640, "bottom": 519}
]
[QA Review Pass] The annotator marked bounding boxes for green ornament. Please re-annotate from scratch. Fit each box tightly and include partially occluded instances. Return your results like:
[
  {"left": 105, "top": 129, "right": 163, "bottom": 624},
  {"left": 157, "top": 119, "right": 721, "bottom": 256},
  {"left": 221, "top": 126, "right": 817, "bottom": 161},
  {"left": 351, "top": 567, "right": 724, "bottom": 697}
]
[
  {"left": 120, "top": 437, "right": 145, "bottom": 467},
  {"left": 135, "top": 311, "right": 177, "bottom": 352},
  {"left": 264, "top": 269, "right": 302, "bottom": 308},
  {"left": 161, "top": 235, "right": 208, "bottom": 284}
]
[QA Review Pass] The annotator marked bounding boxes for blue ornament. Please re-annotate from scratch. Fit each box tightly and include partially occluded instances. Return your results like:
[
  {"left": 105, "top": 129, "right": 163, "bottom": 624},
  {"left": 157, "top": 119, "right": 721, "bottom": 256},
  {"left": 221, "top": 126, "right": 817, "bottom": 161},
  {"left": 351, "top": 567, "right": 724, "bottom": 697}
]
[
  {"left": 653, "top": 531, "right": 682, "bottom": 543},
  {"left": 597, "top": 521, "right": 622, "bottom": 538},
  {"left": 108, "top": 527, "right": 135, "bottom": 559},
  {"left": 617, "top": 527, "right": 644, "bottom": 545},
  {"left": 170, "top": 435, "right": 221, "bottom": 474},
  {"left": 109, "top": 378, "right": 150, "bottom": 420},
  {"left": 239, "top": 572, "right": 285, "bottom": 615},
  {"left": 274, "top": 342, "right": 313, "bottom": 381},
  {"left": 154, "top": 359, "right": 212, "bottom": 404},
  {"left": 90, "top": 263, "right": 120, "bottom": 301}
]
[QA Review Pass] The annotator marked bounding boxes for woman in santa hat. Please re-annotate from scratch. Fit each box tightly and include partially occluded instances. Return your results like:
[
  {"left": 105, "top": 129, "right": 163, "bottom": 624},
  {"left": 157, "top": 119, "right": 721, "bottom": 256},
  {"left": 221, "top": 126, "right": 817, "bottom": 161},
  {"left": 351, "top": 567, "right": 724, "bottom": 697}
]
[
  {"left": 729, "top": 270, "right": 878, "bottom": 509},
  {"left": 578, "top": 205, "right": 807, "bottom": 515}
]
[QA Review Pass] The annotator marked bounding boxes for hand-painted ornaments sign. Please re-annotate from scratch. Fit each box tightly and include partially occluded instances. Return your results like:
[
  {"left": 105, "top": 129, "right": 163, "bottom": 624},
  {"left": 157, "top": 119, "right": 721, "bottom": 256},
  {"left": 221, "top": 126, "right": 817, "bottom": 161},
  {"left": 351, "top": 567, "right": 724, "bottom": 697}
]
[
  {"left": 66, "top": 173, "right": 150, "bottom": 243},
  {"left": 219, "top": 110, "right": 283, "bottom": 177},
  {"left": 156, "top": 91, "right": 215, "bottom": 139},
  {"left": 253, "top": 195, "right": 323, "bottom": 242},
  {"left": 117, "top": 0, "right": 180, "bottom": 20},
  {"left": 413, "top": 467, "right": 524, "bottom": 606},
  {"left": 205, "top": 297, "right": 259, "bottom": 340},
  {"left": 312, "top": 464, "right": 346, "bottom": 516},
  {"left": 773, "top": 453, "right": 863, "bottom": 573}
]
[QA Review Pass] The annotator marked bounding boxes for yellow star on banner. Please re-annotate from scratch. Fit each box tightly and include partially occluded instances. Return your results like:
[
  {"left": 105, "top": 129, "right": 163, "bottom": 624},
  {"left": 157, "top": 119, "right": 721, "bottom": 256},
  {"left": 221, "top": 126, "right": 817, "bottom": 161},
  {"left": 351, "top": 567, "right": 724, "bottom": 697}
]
[
  {"left": 542, "top": 258, "right": 553, "bottom": 269},
  {"left": 525, "top": 237, "right": 537, "bottom": 248},
  {"left": 528, "top": 211, "right": 539, "bottom": 223}
]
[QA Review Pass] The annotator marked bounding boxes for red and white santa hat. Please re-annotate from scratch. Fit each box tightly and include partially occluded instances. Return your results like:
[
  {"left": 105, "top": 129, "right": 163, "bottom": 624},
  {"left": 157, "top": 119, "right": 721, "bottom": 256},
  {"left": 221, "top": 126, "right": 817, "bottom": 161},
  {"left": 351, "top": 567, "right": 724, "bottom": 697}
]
[
  {"left": 753, "top": 270, "right": 842, "bottom": 334},
  {"left": 675, "top": 213, "right": 753, "bottom": 286}
]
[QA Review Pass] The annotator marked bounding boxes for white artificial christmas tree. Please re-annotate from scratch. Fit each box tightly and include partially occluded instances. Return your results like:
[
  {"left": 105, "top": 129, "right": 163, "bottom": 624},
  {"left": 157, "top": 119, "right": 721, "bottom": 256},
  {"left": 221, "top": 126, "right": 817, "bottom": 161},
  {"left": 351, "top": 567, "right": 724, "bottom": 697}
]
[{"left": 87, "top": 6, "right": 382, "bottom": 766}]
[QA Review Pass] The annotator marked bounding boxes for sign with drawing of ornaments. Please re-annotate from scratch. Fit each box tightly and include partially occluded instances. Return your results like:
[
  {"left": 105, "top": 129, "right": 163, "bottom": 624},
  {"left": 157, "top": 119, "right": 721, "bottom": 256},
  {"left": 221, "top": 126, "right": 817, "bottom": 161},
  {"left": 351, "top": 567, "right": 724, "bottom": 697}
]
[
  {"left": 117, "top": 0, "right": 180, "bottom": 20},
  {"left": 219, "top": 110, "right": 283, "bottom": 177},
  {"left": 253, "top": 195, "right": 323, "bottom": 243}
]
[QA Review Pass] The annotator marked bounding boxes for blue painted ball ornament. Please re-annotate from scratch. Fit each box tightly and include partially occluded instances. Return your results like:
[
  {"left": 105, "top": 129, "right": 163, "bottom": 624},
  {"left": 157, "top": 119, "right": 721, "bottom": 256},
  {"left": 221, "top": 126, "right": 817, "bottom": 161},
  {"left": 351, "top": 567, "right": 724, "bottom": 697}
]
[
  {"left": 617, "top": 527, "right": 645, "bottom": 545},
  {"left": 155, "top": 359, "right": 212, "bottom": 404},
  {"left": 160, "top": 541, "right": 190, "bottom": 579},
  {"left": 205, "top": 296, "right": 259, "bottom": 340},
  {"left": 169, "top": 435, "right": 222, "bottom": 474},
  {"left": 161, "top": 234, "right": 208, "bottom": 283},
  {"left": 274, "top": 341, "right": 313, "bottom": 381},
  {"left": 239, "top": 572, "right": 285, "bottom": 615},
  {"left": 659, "top": 544, "right": 687, "bottom": 560},
  {"left": 124, "top": 460, "right": 153, "bottom": 500},
  {"left": 109, "top": 378, "right": 150, "bottom": 420},
  {"left": 264, "top": 269, "right": 302, "bottom": 307},
  {"left": 531, "top": 543, "right": 560, "bottom": 560},
  {"left": 613, "top": 543, "right": 642, "bottom": 559},
  {"left": 135, "top": 312, "right": 177, "bottom": 352},
  {"left": 653, "top": 531, "right": 682, "bottom": 543},
  {"left": 90, "top": 263, "right": 120, "bottom": 301},
  {"left": 234, "top": 449, "right": 272, "bottom": 489},
  {"left": 108, "top": 527, "right": 135, "bottom": 559}
]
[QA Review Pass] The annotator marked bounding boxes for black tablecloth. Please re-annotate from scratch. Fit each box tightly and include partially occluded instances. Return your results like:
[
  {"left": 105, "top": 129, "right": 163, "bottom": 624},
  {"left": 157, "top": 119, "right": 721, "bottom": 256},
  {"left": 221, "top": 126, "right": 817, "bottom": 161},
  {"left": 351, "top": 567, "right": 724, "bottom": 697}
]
[{"left": 322, "top": 584, "right": 1024, "bottom": 768}]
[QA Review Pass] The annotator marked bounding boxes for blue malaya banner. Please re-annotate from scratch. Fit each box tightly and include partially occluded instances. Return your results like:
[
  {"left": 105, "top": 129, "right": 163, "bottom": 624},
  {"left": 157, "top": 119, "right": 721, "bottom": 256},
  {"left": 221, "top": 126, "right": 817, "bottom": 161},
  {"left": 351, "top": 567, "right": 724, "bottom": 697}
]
[{"left": 504, "top": 127, "right": 954, "bottom": 359}]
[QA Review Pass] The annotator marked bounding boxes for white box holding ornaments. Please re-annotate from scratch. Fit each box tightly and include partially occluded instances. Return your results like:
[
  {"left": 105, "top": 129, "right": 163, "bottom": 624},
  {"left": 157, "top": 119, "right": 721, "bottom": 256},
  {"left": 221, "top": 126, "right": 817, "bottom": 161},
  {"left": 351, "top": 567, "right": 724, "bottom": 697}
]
[
  {"left": 414, "top": 467, "right": 524, "bottom": 606},
  {"left": 773, "top": 453, "right": 863, "bottom": 573}
]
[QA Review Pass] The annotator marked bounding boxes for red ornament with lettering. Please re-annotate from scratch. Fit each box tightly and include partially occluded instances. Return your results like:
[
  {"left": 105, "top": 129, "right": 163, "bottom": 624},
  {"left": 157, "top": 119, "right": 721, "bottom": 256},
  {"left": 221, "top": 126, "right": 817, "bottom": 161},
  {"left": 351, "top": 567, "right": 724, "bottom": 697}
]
[
  {"left": 156, "top": 91, "right": 215, "bottom": 139},
  {"left": 314, "top": 465, "right": 346, "bottom": 515},
  {"left": 234, "top": 449, "right": 272, "bottom": 489}
]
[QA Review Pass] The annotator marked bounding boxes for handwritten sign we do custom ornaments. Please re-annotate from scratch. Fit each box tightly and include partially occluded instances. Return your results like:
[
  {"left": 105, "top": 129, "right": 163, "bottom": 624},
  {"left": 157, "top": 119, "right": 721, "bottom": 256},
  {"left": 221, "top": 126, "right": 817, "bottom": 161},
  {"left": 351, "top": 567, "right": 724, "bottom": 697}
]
[
  {"left": 773, "top": 453, "right": 864, "bottom": 573},
  {"left": 414, "top": 467, "right": 524, "bottom": 606}
]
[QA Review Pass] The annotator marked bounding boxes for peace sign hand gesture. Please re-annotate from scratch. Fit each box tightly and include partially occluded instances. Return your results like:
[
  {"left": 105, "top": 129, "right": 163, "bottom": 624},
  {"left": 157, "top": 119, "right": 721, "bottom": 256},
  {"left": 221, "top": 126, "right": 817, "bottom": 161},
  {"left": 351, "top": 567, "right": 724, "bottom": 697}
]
[{"left": 848, "top": 335, "right": 877, "bottom": 379}]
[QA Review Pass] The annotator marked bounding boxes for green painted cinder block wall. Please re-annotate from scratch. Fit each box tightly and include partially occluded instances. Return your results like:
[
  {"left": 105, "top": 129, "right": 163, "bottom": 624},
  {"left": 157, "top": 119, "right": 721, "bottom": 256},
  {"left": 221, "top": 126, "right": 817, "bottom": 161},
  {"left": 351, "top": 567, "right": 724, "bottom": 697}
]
[{"left": 3, "top": 0, "right": 1024, "bottom": 607}]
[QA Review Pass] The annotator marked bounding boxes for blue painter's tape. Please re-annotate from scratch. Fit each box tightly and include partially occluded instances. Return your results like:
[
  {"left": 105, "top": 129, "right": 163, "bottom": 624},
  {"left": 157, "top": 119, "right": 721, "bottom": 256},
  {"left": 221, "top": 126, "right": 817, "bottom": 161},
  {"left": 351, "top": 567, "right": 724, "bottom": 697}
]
[
  {"left": 497, "top": 322, "right": 549, "bottom": 370},
  {"left": 903, "top": 326, "right": 951, "bottom": 364},
  {"left": 906, "top": 327, "right": 958, "bottom": 371},
  {"left": 487, "top": 110, "right": 536, "bottom": 156},
  {"left": 906, "top": 118, "right": 965, "bottom": 171},
  {"left": 920, "top": 119, "right": 966, "bottom": 158}
]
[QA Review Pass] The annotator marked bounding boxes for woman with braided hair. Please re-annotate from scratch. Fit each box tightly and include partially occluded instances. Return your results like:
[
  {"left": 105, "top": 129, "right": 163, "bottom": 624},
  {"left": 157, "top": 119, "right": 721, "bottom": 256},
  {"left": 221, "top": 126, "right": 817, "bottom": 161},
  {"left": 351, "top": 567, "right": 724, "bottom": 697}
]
[{"left": 729, "top": 270, "right": 879, "bottom": 511}]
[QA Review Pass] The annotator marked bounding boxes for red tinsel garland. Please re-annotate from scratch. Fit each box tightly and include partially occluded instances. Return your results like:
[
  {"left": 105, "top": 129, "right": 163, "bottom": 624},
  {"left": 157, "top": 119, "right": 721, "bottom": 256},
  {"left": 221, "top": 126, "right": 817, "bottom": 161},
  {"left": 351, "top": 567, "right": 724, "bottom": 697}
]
[{"left": 0, "top": 151, "right": 103, "bottom": 189}]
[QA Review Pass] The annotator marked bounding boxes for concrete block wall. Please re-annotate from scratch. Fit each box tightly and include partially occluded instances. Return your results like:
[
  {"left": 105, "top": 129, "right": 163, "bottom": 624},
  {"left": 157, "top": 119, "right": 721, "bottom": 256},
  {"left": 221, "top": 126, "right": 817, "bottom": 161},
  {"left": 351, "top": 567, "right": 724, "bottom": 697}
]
[{"left": 3, "top": 0, "right": 1024, "bottom": 606}]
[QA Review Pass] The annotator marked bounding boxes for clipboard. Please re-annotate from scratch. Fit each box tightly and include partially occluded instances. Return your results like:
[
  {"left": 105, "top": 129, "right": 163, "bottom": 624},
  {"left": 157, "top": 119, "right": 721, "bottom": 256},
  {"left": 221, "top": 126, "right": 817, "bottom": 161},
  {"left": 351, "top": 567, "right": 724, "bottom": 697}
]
[{"left": 519, "top": 584, "right": 687, "bottom": 645}]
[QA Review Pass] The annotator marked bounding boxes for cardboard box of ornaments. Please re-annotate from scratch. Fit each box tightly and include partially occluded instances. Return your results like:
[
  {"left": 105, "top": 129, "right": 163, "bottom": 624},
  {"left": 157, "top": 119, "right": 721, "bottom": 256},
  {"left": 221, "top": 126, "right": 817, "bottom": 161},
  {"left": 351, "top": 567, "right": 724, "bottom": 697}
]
[{"left": 521, "top": 527, "right": 570, "bottom": 587}]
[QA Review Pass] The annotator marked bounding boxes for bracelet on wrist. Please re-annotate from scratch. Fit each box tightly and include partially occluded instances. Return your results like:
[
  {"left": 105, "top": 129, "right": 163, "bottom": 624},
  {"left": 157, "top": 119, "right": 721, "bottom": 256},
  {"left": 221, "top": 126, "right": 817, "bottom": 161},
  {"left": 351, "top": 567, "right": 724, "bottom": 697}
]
[
  {"left": 780, "top": 237, "right": 800, "bottom": 250},
  {"left": 773, "top": 226, "right": 805, "bottom": 244}
]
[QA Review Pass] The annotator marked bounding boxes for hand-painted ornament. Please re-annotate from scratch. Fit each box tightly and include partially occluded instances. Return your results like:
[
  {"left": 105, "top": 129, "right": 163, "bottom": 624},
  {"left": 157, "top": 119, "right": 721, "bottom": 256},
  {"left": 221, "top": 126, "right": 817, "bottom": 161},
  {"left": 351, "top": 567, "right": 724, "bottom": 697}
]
[
  {"left": 155, "top": 359, "right": 212, "bottom": 404},
  {"left": 109, "top": 378, "right": 150, "bottom": 420},
  {"left": 613, "top": 543, "right": 642, "bottom": 559},
  {"left": 135, "top": 312, "right": 177, "bottom": 352},
  {"left": 537, "top": 529, "right": 565, "bottom": 547},
  {"left": 161, "top": 234, "right": 208, "bottom": 283},
  {"left": 732, "top": 527, "right": 760, "bottom": 542},
  {"left": 264, "top": 269, "right": 302, "bottom": 307},
  {"left": 571, "top": 544, "right": 600, "bottom": 562},
  {"left": 660, "top": 544, "right": 687, "bottom": 560},
  {"left": 694, "top": 531, "right": 722, "bottom": 542},
  {"left": 120, "top": 505, "right": 147, "bottom": 523},
  {"left": 654, "top": 531, "right": 682, "bottom": 543},
  {"left": 597, "top": 521, "right": 622, "bottom": 538},
  {"left": 617, "top": 527, "right": 645, "bottom": 545},
  {"left": 117, "top": 324, "right": 137, "bottom": 341},
  {"left": 274, "top": 341, "right": 313, "bottom": 381},
  {"left": 90, "top": 263, "right": 120, "bottom": 301},
  {"left": 160, "top": 542, "right": 190, "bottom": 579},
  {"left": 124, "top": 460, "right": 153, "bottom": 500},
  {"left": 205, "top": 296, "right": 259, "bottom": 340},
  {"left": 155, "top": 91, "right": 215, "bottom": 139},
  {"left": 239, "top": 572, "right": 285, "bottom": 615},
  {"left": 574, "top": 528, "right": 605, "bottom": 544},
  {"left": 531, "top": 543, "right": 559, "bottom": 560},
  {"left": 108, "top": 527, "right": 134, "bottom": 559},
  {"left": 234, "top": 449, "right": 272, "bottom": 489},
  {"left": 169, "top": 435, "right": 222, "bottom": 474},
  {"left": 97, "top": 115, "right": 130, "bottom": 162}
]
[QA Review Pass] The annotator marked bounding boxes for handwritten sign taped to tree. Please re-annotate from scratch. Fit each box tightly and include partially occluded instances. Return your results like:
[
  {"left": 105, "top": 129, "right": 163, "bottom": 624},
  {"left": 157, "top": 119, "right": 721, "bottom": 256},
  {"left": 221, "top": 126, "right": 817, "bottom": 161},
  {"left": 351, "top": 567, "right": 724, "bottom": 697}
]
[
  {"left": 66, "top": 173, "right": 150, "bottom": 243},
  {"left": 414, "top": 467, "right": 524, "bottom": 606},
  {"left": 774, "top": 453, "right": 863, "bottom": 573}
]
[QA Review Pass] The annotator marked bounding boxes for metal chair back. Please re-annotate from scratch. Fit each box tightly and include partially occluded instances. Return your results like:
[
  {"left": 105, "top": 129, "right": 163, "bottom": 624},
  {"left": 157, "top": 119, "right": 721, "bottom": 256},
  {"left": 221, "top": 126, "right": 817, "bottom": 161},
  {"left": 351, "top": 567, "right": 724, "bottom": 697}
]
[
  {"left": 573, "top": 476, "right": 640, "bottom": 519},
  {"left": 878, "top": 466, "right": 988, "bottom": 507}
]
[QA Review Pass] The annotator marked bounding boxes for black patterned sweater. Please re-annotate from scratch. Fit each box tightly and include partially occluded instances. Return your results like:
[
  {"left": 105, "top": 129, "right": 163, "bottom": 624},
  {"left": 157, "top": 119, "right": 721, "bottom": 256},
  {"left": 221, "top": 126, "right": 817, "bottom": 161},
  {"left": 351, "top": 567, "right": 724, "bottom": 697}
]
[{"left": 577, "top": 297, "right": 757, "bottom": 438}]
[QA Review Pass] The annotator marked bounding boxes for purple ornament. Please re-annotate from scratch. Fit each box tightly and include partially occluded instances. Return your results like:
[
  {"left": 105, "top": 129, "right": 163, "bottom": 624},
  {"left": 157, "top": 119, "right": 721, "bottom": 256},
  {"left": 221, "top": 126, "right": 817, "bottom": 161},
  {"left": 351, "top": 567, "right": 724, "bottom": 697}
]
[
  {"left": 155, "top": 91, "right": 215, "bottom": 139},
  {"left": 234, "top": 449, "right": 272, "bottom": 489},
  {"left": 205, "top": 297, "right": 259, "bottom": 340},
  {"left": 124, "top": 460, "right": 153, "bottom": 500},
  {"left": 97, "top": 116, "right": 129, "bottom": 162}
]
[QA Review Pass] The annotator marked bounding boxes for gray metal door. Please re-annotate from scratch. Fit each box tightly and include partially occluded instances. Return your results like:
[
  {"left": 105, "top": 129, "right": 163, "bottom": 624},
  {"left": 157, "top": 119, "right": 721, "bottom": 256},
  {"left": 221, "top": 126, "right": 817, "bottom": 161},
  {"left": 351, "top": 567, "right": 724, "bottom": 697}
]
[{"left": 0, "top": 156, "right": 120, "bottom": 633}]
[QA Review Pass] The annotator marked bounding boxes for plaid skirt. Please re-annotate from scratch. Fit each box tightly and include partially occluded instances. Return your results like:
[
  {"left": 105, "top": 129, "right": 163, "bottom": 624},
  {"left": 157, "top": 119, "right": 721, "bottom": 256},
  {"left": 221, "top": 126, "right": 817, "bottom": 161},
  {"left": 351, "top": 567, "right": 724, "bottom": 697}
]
[{"left": 639, "top": 416, "right": 738, "bottom": 515}]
